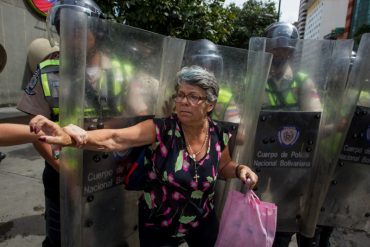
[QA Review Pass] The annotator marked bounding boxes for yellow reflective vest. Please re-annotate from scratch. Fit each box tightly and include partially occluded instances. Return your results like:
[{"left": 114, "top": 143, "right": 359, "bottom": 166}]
[
  {"left": 40, "top": 58, "right": 126, "bottom": 122},
  {"left": 266, "top": 72, "right": 308, "bottom": 108}
]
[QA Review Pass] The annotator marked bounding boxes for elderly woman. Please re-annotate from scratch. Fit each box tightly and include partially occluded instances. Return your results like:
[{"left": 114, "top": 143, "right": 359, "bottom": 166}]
[{"left": 30, "top": 65, "right": 258, "bottom": 247}]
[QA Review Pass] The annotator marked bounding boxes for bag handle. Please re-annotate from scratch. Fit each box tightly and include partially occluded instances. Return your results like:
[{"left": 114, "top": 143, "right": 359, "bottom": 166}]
[
  {"left": 245, "top": 190, "right": 261, "bottom": 205},
  {"left": 244, "top": 180, "right": 261, "bottom": 205}
]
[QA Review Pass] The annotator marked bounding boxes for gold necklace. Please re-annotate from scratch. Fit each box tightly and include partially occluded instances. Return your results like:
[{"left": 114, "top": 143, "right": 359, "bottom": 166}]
[
  {"left": 183, "top": 121, "right": 209, "bottom": 182},
  {"left": 187, "top": 131, "right": 208, "bottom": 160}
]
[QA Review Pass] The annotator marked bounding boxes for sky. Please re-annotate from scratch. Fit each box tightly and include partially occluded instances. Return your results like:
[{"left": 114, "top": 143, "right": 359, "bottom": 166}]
[{"left": 224, "top": 0, "right": 300, "bottom": 23}]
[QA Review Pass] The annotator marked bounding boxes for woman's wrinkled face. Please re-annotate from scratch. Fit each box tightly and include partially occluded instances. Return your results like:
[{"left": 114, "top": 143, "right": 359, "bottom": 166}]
[{"left": 175, "top": 83, "right": 214, "bottom": 124}]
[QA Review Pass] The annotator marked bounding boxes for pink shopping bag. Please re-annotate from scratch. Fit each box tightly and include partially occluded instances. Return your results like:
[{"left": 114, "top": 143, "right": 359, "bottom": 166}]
[{"left": 215, "top": 189, "right": 277, "bottom": 247}]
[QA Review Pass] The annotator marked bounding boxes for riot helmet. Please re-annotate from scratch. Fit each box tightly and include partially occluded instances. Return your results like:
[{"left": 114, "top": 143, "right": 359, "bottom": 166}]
[
  {"left": 264, "top": 22, "right": 298, "bottom": 51},
  {"left": 185, "top": 39, "right": 223, "bottom": 79},
  {"left": 46, "top": 0, "right": 106, "bottom": 47},
  {"left": 264, "top": 22, "right": 299, "bottom": 68},
  {"left": 27, "top": 38, "right": 60, "bottom": 73}
]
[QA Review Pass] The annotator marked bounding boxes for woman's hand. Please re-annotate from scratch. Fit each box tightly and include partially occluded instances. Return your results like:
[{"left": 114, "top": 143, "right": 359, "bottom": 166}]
[
  {"left": 62, "top": 124, "right": 88, "bottom": 148},
  {"left": 29, "top": 115, "right": 74, "bottom": 146},
  {"left": 236, "top": 165, "right": 258, "bottom": 190}
]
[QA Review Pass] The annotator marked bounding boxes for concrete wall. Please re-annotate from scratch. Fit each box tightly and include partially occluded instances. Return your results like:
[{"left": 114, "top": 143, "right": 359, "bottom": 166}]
[{"left": 0, "top": 0, "right": 48, "bottom": 107}]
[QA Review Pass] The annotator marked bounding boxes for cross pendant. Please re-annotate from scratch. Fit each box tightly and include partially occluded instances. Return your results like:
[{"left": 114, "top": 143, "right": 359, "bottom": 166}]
[{"left": 193, "top": 173, "right": 200, "bottom": 183}]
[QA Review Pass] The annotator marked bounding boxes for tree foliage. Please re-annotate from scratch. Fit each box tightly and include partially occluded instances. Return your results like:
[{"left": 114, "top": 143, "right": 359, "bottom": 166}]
[
  {"left": 95, "top": 0, "right": 277, "bottom": 48},
  {"left": 227, "top": 0, "right": 277, "bottom": 48}
]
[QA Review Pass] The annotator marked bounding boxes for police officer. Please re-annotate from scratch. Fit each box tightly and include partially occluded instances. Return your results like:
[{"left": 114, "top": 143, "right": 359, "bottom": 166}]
[
  {"left": 263, "top": 22, "right": 329, "bottom": 247},
  {"left": 263, "top": 22, "right": 321, "bottom": 112},
  {"left": 16, "top": 1, "right": 115, "bottom": 246}
]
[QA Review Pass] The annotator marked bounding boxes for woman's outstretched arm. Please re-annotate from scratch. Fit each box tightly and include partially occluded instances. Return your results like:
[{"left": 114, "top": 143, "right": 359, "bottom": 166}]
[{"left": 30, "top": 115, "right": 157, "bottom": 152}]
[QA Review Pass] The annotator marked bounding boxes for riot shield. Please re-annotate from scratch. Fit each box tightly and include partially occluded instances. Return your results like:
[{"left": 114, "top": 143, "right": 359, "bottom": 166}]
[
  {"left": 155, "top": 37, "right": 187, "bottom": 117},
  {"left": 58, "top": 8, "right": 184, "bottom": 246},
  {"left": 318, "top": 34, "right": 370, "bottom": 234},
  {"left": 214, "top": 43, "right": 273, "bottom": 216},
  {"left": 248, "top": 37, "right": 355, "bottom": 237}
]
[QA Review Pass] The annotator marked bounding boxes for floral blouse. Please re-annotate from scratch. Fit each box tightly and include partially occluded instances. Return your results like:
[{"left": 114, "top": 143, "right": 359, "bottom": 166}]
[{"left": 139, "top": 114, "right": 231, "bottom": 237}]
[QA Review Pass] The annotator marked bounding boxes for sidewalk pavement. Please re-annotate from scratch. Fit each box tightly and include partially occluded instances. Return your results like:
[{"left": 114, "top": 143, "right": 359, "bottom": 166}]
[
  {"left": 0, "top": 107, "right": 45, "bottom": 246},
  {"left": 0, "top": 143, "right": 45, "bottom": 247}
]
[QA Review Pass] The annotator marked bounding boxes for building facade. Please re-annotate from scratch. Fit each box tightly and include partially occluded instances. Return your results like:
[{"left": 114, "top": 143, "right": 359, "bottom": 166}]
[
  {"left": 304, "top": 0, "right": 348, "bottom": 39},
  {"left": 298, "top": 0, "right": 309, "bottom": 39}
]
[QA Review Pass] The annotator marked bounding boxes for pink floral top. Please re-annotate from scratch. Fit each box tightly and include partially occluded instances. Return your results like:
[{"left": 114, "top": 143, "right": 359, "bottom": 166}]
[{"left": 139, "top": 114, "right": 231, "bottom": 237}]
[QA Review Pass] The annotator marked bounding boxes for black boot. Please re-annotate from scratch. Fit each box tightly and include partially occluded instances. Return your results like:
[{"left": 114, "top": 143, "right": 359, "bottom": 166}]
[{"left": 0, "top": 152, "right": 6, "bottom": 162}]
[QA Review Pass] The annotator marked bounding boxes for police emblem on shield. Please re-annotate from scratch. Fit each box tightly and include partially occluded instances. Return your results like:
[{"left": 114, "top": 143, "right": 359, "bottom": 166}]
[{"left": 278, "top": 126, "right": 300, "bottom": 146}]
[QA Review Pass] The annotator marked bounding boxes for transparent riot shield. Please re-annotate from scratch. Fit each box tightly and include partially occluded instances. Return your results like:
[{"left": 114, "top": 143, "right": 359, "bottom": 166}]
[
  {"left": 155, "top": 37, "right": 186, "bottom": 117},
  {"left": 318, "top": 34, "right": 370, "bottom": 234},
  {"left": 58, "top": 8, "right": 185, "bottom": 246},
  {"left": 248, "top": 37, "right": 354, "bottom": 237},
  {"left": 214, "top": 44, "right": 273, "bottom": 216}
]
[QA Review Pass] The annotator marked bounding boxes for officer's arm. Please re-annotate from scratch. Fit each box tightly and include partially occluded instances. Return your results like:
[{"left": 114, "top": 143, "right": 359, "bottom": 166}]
[
  {"left": 0, "top": 123, "right": 59, "bottom": 171},
  {"left": 0, "top": 124, "right": 40, "bottom": 145},
  {"left": 33, "top": 141, "right": 60, "bottom": 172},
  {"left": 27, "top": 116, "right": 60, "bottom": 172}
]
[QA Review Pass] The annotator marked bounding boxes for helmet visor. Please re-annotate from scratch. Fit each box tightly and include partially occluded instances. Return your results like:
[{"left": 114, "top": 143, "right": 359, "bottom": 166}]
[
  {"left": 266, "top": 37, "right": 297, "bottom": 51},
  {"left": 46, "top": 2, "right": 105, "bottom": 47}
]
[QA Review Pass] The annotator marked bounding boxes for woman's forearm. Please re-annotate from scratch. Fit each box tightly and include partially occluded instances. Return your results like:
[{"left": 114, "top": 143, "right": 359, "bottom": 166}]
[
  {"left": 31, "top": 116, "right": 156, "bottom": 152},
  {"left": 77, "top": 120, "right": 156, "bottom": 152},
  {"left": 219, "top": 160, "right": 239, "bottom": 179},
  {"left": 81, "top": 128, "right": 121, "bottom": 151}
]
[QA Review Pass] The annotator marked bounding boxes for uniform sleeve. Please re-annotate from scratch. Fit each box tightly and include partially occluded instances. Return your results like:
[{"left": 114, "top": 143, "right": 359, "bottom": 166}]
[{"left": 16, "top": 68, "right": 51, "bottom": 117}]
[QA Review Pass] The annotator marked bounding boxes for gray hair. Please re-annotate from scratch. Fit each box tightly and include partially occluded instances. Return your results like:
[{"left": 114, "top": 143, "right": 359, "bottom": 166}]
[{"left": 176, "top": 65, "right": 219, "bottom": 103}]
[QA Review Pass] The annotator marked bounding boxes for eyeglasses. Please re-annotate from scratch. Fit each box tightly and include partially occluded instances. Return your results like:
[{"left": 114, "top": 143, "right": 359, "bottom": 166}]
[{"left": 172, "top": 92, "right": 207, "bottom": 105}]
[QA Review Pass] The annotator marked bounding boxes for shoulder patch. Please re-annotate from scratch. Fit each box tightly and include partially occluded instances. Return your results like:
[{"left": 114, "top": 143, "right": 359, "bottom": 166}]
[{"left": 24, "top": 68, "right": 41, "bottom": 95}]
